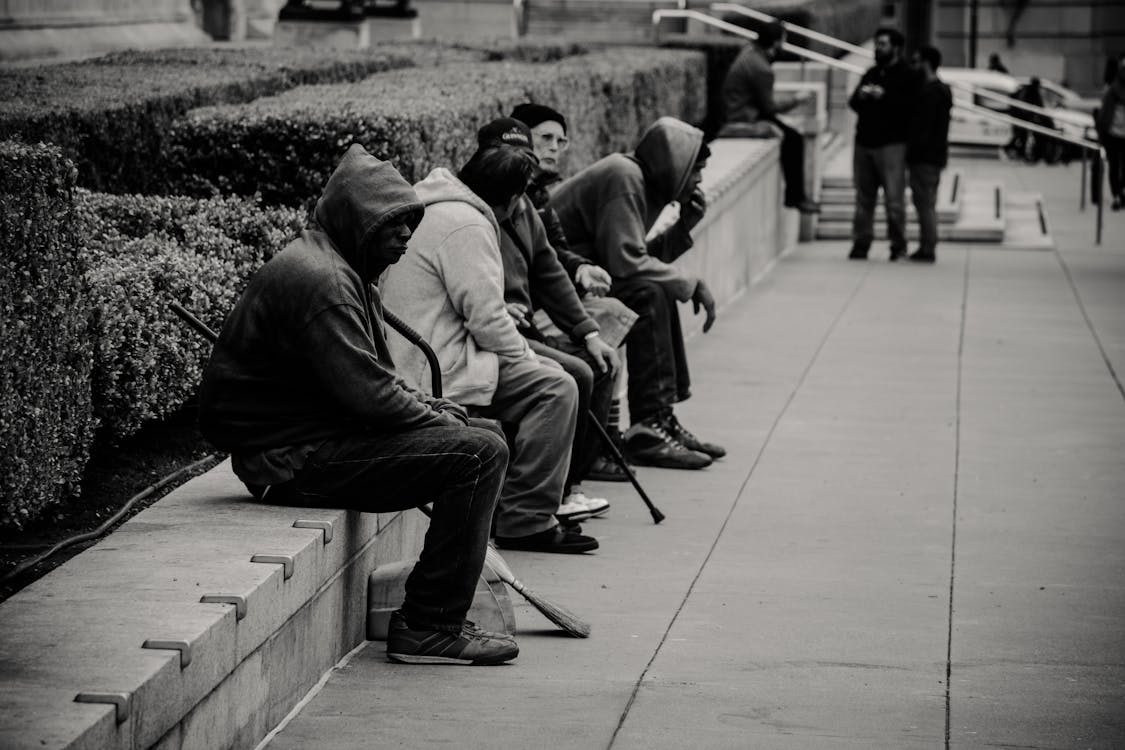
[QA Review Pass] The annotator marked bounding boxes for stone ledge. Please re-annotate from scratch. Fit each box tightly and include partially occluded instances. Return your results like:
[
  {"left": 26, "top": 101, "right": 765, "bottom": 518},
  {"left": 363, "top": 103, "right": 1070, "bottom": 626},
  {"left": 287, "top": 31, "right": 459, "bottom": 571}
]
[{"left": 0, "top": 460, "right": 424, "bottom": 750}]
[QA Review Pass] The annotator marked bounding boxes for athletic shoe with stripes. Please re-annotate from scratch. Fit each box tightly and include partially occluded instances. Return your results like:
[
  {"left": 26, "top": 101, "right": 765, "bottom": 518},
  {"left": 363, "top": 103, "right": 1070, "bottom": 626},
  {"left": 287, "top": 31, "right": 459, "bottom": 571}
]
[
  {"left": 567, "top": 489, "right": 610, "bottom": 518},
  {"left": 386, "top": 611, "right": 518, "bottom": 665}
]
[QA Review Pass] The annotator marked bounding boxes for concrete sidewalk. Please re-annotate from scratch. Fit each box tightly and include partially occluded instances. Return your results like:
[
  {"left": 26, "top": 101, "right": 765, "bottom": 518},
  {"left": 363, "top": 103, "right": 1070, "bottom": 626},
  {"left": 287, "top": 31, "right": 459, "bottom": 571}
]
[{"left": 263, "top": 162, "right": 1125, "bottom": 750}]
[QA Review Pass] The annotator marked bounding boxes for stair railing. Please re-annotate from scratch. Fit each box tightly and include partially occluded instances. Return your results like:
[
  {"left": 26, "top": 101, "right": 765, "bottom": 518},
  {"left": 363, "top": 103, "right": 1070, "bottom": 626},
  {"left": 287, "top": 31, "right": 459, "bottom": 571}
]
[{"left": 653, "top": 7, "right": 1107, "bottom": 244}]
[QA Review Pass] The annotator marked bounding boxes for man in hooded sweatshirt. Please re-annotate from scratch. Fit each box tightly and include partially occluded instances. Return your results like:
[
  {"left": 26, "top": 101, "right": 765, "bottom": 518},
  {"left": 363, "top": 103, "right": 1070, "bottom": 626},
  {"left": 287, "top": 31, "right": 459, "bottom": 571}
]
[
  {"left": 550, "top": 116, "right": 726, "bottom": 471},
  {"left": 475, "top": 117, "right": 619, "bottom": 524},
  {"left": 198, "top": 144, "right": 518, "bottom": 666},
  {"left": 382, "top": 143, "right": 599, "bottom": 555}
]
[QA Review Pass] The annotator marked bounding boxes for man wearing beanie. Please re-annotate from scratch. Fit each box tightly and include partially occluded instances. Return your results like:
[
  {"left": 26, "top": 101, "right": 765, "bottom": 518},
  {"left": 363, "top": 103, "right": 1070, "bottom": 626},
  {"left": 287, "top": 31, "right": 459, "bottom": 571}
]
[
  {"left": 550, "top": 116, "right": 726, "bottom": 470},
  {"left": 511, "top": 102, "right": 639, "bottom": 483},
  {"left": 477, "top": 116, "right": 620, "bottom": 523}
]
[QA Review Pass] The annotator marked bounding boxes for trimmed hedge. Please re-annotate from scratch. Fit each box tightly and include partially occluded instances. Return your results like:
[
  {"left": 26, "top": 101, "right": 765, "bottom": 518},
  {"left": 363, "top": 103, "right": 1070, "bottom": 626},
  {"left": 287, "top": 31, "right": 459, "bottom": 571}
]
[
  {"left": 164, "top": 47, "right": 707, "bottom": 206},
  {"left": 1, "top": 143, "right": 95, "bottom": 530},
  {"left": 74, "top": 191, "right": 304, "bottom": 439}
]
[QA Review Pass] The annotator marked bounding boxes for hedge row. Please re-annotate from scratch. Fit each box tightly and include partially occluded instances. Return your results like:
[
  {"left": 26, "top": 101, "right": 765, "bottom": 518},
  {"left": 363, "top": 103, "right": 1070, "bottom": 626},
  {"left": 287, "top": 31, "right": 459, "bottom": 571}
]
[
  {"left": 163, "top": 47, "right": 707, "bottom": 206},
  {"left": 74, "top": 190, "right": 304, "bottom": 439},
  {"left": 1, "top": 143, "right": 95, "bottom": 529}
]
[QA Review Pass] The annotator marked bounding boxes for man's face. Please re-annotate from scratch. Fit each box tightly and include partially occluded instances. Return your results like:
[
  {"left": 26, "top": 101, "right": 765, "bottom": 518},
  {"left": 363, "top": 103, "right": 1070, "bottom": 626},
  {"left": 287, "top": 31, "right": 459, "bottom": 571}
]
[
  {"left": 368, "top": 217, "right": 413, "bottom": 274},
  {"left": 680, "top": 161, "right": 705, "bottom": 202},
  {"left": 529, "top": 120, "right": 568, "bottom": 174},
  {"left": 874, "top": 35, "right": 897, "bottom": 65}
]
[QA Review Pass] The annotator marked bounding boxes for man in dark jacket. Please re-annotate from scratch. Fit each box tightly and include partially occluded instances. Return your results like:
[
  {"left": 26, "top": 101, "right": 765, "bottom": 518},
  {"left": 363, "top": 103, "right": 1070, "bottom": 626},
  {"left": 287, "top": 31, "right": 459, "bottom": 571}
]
[
  {"left": 476, "top": 117, "right": 619, "bottom": 522},
  {"left": 198, "top": 145, "right": 517, "bottom": 666},
  {"left": 719, "top": 19, "right": 818, "bottom": 213},
  {"left": 848, "top": 26, "right": 916, "bottom": 261},
  {"left": 550, "top": 117, "right": 726, "bottom": 470},
  {"left": 906, "top": 45, "right": 953, "bottom": 264}
]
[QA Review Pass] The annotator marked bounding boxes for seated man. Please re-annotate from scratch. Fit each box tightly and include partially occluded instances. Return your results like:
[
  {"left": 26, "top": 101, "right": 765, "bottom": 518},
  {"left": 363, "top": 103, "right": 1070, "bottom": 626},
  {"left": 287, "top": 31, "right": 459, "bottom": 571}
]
[
  {"left": 382, "top": 142, "right": 598, "bottom": 554},
  {"left": 719, "top": 19, "right": 817, "bottom": 213},
  {"left": 198, "top": 144, "right": 517, "bottom": 666},
  {"left": 476, "top": 116, "right": 619, "bottom": 521},
  {"left": 511, "top": 103, "right": 639, "bottom": 484},
  {"left": 550, "top": 116, "right": 726, "bottom": 470}
]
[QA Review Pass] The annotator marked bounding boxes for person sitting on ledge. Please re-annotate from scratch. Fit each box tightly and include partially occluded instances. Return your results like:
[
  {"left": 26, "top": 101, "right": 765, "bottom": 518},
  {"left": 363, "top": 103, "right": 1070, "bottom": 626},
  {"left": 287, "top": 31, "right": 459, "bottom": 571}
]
[
  {"left": 476, "top": 115, "right": 619, "bottom": 524},
  {"left": 510, "top": 102, "right": 640, "bottom": 485},
  {"left": 381, "top": 140, "right": 599, "bottom": 555},
  {"left": 549, "top": 116, "right": 726, "bottom": 470},
  {"left": 198, "top": 144, "right": 517, "bottom": 666}
]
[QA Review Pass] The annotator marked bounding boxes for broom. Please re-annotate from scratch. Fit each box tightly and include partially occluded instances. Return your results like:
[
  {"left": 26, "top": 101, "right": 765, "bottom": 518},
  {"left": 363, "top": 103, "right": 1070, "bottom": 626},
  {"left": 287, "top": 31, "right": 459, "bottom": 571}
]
[{"left": 170, "top": 300, "right": 592, "bottom": 638}]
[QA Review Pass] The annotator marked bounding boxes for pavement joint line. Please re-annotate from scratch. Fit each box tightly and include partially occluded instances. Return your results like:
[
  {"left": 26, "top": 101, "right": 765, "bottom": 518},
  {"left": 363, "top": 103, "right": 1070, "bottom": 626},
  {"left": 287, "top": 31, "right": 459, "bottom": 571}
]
[
  {"left": 606, "top": 260, "right": 873, "bottom": 750},
  {"left": 945, "top": 245, "right": 971, "bottom": 750},
  {"left": 1052, "top": 246, "right": 1125, "bottom": 404}
]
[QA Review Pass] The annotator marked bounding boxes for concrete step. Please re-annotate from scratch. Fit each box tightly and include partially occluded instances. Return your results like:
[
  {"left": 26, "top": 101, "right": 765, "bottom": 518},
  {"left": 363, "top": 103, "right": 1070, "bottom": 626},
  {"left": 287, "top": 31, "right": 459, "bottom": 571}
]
[
  {"left": 818, "top": 170, "right": 963, "bottom": 223},
  {"left": 1002, "top": 190, "right": 1054, "bottom": 249}
]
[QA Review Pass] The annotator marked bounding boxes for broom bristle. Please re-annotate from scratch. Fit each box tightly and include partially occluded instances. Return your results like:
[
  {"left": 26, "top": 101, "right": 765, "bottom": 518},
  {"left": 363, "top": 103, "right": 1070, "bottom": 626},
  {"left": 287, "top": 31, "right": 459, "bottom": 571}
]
[{"left": 485, "top": 545, "right": 591, "bottom": 638}]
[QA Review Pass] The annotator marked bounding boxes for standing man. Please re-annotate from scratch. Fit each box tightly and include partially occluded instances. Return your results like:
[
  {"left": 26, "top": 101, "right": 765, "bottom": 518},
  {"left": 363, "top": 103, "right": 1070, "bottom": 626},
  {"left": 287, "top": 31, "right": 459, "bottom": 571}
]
[
  {"left": 719, "top": 19, "right": 819, "bottom": 213},
  {"left": 848, "top": 26, "right": 916, "bottom": 261},
  {"left": 198, "top": 145, "right": 518, "bottom": 665},
  {"left": 382, "top": 142, "right": 599, "bottom": 555},
  {"left": 906, "top": 45, "right": 952, "bottom": 264},
  {"left": 550, "top": 117, "right": 725, "bottom": 470}
]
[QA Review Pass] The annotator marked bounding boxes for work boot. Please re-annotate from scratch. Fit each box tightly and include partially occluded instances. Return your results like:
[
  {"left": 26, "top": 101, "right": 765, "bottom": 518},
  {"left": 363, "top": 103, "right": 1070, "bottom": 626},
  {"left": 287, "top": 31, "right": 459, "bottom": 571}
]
[
  {"left": 662, "top": 412, "right": 726, "bottom": 459},
  {"left": 386, "top": 611, "right": 518, "bottom": 665},
  {"left": 624, "top": 414, "right": 712, "bottom": 470}
]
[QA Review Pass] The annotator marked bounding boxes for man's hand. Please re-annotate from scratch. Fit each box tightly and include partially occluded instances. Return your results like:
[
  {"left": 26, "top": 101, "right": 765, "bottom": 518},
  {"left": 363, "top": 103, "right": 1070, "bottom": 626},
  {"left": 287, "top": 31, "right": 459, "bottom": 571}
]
[
  {"left": 681, "top": 187, "right": 708, "bottom": 231},
  {"left": 575, "top": 264, "right": 612, "bottom": 297},
  {"left": 506, "top": 302, "right": 531, "bottom": 329},
  {"left": 432, "top": 397, "right": 469, "bottom": 425},
  {"left": 691, "top": 280, "right": 717, "bottom": 333},
  {"left": 584, "top": 333, "right": 619, "bottom": 376}
]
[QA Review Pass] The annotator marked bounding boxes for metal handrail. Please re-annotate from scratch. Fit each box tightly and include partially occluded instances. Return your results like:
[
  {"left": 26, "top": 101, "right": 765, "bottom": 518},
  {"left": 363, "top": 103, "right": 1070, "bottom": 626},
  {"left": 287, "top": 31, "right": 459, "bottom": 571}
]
[
  {"left": 706, "top": 2, "right": 1098, "bottom": 149},
  {"left": 653, "top": 8, "right": 1100, "bottom": 153}
]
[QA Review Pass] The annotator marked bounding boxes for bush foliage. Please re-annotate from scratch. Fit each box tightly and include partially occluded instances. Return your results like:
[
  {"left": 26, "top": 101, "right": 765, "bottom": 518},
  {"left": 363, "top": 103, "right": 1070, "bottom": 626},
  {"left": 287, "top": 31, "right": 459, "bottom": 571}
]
[
  {"left": 164, "top": 47, "right": 707, "bottom": 206},
  {"left": 1, "top": 143, "right": 95, "bottom": 529},
  {"left": 74, "top": 191, "right": 304, "bottom": 439}
]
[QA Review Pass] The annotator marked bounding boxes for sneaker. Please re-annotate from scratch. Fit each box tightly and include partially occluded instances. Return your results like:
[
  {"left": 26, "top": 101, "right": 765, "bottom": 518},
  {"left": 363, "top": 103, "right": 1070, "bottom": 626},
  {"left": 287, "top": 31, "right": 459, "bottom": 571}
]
[
  {"left": 848, "top": 245, "right": 869, "bottom": 260},
  {"left": 907, "top": 251, "right": 936, "bottom": 264},
  {"left": 585, "top": 455, "right": 631, "bottom": 482},
  {"left": 662, "top": 412, "right": 726, "bottom": 459},
  {"left": 556, "top": 496, "right": 593, "bottom": 523},
  {"left": 624, "top": 416, "right": 712, "bottom": 470},
  {"left": 495, "top": 526, "right": 599, "bottom": 554},
  {"left": 386, "top": 611, "right": 518, "bottom": 665},
  {"left": 567, "top": 488, "right": 610, "bottom": 518},
  {"left": 888, "top": 248, "right": 907, "bottom": 262},
  {"left": 1112, "top": 195, "right": 1123, "bottom": 211}
]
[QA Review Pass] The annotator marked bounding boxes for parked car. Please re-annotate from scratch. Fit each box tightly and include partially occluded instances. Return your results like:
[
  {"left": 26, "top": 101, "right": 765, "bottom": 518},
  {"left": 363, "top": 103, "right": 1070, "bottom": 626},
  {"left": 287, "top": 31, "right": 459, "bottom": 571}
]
[{"left": 937, "top": 68, "right": 1096, "bottom": 160}]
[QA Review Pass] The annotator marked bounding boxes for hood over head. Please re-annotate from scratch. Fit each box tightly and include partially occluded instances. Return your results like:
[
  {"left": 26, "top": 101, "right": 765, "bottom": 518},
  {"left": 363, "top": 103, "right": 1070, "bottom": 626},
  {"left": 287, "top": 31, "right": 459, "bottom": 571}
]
[
  {"left": 632, "top": 117, "right": 705, "bottom": 205},
  {"left": 412, "top": 166, "right": 501, "bottom": 236},
  {"left": 313, "top": 144, "right": 424, "bottom": 281}
]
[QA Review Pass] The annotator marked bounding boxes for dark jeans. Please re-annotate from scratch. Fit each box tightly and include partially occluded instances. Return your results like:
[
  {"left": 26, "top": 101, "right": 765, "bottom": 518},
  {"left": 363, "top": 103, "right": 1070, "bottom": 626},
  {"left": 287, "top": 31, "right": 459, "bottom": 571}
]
[
  {"left": 611, "top": 277, "right": 691, "bottom": 425},
  {"left": 853, "top": 142, "right": 908, "bottom": 254},
  {"left": 267, "top": 423, "right": 508, "bottom": 632},
  {"left": 774, "top": 118, "right": 808, "bottom": 205},
  {"left": 531, "top": 338, "right": 615, "bottom": 489},
  {"left": 908, "top": 162, "right": 942, "bottom": 257},
  {"left": 1105, "top": 135, "right": 1125, "bottom": 198}
]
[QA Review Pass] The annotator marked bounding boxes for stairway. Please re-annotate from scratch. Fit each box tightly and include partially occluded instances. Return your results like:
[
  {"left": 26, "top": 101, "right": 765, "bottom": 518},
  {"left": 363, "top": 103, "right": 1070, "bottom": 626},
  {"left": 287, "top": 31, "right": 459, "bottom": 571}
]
[{"left": 814, "top": 145, "right": 1053, "bottom": 249}]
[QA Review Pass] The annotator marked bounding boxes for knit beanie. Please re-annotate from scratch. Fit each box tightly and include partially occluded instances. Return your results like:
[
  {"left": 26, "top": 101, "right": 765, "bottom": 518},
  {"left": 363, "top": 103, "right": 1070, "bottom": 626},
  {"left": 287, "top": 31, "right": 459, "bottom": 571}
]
[{"left": 510, "top": 103, "right": 568, "bottom": 134}]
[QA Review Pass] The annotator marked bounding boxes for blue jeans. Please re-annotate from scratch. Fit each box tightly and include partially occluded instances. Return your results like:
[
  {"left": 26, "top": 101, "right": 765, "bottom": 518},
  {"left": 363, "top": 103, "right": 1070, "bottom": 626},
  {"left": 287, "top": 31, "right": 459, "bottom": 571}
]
[
  {"left": 908, "top": 162, "right": 942, "bottom": 257},
  {"left": 853, "top": 142, "right": 908, "bottom": 254},
  {"left": 266, "top": 423, "right": 508, "bottom": 632}
]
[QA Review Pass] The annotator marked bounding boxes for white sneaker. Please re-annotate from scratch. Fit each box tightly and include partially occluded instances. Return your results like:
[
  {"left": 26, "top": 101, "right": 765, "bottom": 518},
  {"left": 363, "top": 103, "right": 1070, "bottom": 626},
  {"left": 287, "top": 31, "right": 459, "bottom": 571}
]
[
  {"left": 568, "top": 489, "right": 610, "bottom": 518},
  {"left": 556, "top": 496, "right": 593, "bottom": 523}
]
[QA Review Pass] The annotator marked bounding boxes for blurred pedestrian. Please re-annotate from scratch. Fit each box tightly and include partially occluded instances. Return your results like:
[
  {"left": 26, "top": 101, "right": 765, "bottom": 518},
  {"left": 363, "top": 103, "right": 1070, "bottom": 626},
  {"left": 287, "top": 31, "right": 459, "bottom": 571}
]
[
  {"left": 987, "top": 53, "right": 1009, "bottom": 74},
  {"left": 906, "top": 45, "right": 953, "bottom": 264},
  {"left": 1096, "top": 53, "right": 1125, "bottom": 210},
  {"left": 848, "top": 26, "right": 915, "bottom": 261}
]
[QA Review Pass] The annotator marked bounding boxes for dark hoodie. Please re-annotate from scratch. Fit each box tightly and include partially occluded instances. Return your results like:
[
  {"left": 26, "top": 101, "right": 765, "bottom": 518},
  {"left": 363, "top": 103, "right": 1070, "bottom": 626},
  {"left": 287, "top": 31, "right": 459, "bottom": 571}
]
[
  {"left": 1097, "top": 77, "right": 1125, "bottom": 140},
  {"left": 198, "top": 144, "right": 457, "bottom": 487},
  {"left": 548, "top": 117, "right": 704, "bottom": 302}
]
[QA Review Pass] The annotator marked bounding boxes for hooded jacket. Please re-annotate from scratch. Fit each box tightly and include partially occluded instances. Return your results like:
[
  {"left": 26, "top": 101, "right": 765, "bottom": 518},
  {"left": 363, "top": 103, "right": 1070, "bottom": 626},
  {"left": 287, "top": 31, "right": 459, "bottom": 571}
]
[
  {"left": 548, "top": 117, "right": 703, "bottom": 302},
  {"left": 381, "top": 167, "right": 531, "bottom": 406},
  {"left": 849, "top": 57, "right": 917, "bottom": 148},
  {"left": 198, "top": 144, "right": 456, "bottom": 486}
]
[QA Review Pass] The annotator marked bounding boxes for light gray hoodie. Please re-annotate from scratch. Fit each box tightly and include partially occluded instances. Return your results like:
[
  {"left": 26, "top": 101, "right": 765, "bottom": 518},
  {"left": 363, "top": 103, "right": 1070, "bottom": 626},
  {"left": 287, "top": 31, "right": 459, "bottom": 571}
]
[{"left": 381, "top": 167, "right": 532, "bottom": 406}]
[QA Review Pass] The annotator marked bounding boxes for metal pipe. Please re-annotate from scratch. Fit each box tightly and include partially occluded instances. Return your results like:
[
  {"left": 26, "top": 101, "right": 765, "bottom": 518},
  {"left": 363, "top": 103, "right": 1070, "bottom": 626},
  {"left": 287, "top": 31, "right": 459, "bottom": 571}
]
[
  {"left": 1095, "top": 150, "right": 1104, "bottom": 245},
  {"left": 1080, "top": 147, "right": 1087, "bottom": 212}
]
